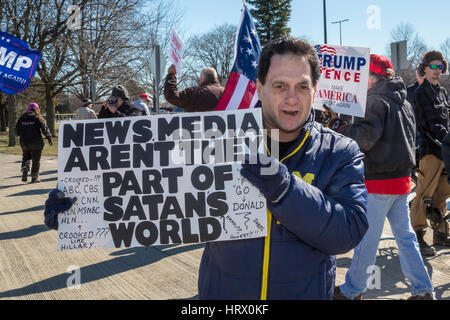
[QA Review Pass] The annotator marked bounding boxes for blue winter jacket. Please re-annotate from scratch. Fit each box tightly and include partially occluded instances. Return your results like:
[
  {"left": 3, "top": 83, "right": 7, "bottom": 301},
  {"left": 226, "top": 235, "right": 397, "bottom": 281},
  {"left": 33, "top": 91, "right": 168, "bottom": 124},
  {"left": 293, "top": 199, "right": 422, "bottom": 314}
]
[{"left": 198, "top": 114, "right": 368, "bottom": 300}]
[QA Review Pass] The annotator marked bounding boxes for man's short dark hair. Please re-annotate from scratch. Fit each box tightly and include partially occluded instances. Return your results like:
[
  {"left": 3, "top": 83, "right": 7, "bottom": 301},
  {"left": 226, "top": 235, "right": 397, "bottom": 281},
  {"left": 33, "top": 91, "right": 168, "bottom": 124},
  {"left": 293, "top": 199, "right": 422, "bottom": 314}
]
[{"left": 258, "top": 35, "right": 321, "bottom": 86}]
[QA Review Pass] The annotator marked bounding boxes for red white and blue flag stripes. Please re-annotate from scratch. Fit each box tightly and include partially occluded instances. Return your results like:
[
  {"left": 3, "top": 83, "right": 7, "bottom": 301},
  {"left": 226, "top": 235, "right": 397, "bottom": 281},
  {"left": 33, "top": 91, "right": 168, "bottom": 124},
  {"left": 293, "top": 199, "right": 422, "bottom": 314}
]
[
  {"left": 315, "top": 44, "right": 337, "bottom": 73},
  {"left": 215, "top": 5, "right": 261, "bottom": 111}
]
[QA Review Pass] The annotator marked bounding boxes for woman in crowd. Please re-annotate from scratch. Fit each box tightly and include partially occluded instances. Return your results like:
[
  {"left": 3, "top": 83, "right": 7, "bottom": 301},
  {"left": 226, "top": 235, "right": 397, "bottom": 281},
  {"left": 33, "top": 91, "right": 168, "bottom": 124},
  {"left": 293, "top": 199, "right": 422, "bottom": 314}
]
[{"left": 15, "top": 103, "right": 53, "bottom": 183}]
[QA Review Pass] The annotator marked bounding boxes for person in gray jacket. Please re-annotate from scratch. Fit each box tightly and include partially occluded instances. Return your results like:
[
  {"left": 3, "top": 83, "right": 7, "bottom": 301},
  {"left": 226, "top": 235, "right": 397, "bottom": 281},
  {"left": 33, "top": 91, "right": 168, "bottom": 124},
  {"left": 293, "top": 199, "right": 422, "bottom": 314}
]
[
  {"left": 74, "top": 98, "right": 97, "bottom": 120},
  {"left": 133, "top": 93, "right": 151, "bottom": 115}
]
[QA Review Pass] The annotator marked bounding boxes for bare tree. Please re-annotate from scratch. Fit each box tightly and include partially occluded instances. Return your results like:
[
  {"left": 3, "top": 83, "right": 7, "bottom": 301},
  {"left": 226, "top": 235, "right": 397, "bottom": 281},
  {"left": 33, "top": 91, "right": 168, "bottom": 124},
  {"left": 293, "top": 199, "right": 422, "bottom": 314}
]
[
  {"left": 440, "top": 38, "right": 450, "bottom": 92},
  {"left": 441, "top": 38, "right": 450, "bottom": 60},
  {"left": 388, "top": 22, "right": 428, "bottom": 86},
  {"left": 0, "top": 0, "right": 89, "bottom": 138},
  {"left": 66, "top": 0, "right": 148, "bottom": 105},
  {"left": 133, "top": 0, "right": 185, "bottom": 112},
  {"left": 1, "top": 0, "right": 152, "bottom": 138},
  {"left": 184, "top": 24, "right": 236, "bottom": 86}
]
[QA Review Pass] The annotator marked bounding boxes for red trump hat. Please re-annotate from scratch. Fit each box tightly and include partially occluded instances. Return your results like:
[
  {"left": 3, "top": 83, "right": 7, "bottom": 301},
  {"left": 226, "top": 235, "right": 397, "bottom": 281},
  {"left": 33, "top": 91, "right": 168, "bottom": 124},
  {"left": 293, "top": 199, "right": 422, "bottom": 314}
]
[
  {"left": 140, "top": 93, "right": 151, "bottom": 101},
  {"left": 370, "top": 54, "right": 394, "bottom": 77}
]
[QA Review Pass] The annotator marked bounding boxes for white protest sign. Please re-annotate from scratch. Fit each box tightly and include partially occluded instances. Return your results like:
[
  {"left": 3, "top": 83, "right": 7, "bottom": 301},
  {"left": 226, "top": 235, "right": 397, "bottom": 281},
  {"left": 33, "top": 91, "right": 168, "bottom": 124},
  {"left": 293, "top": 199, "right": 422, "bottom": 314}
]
[
  {"left": 313, "top": 44, "right": 370, "bottom": 118},
  {"left": 169, "top": 27, "right": 184, "bottom": 74},
  {"left": 56, "top": 109, "right": 267, "bottom": 251}
]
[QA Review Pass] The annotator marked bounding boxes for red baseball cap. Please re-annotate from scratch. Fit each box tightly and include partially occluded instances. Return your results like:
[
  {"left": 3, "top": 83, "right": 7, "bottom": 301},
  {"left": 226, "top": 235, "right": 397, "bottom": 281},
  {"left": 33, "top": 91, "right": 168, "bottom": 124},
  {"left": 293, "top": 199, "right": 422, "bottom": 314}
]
[
  {"left": 370, "top": 54, "right": 394, "bottom": 77},
  {"left": 140, "top": 93, "right": 151, "bottom": 101}
]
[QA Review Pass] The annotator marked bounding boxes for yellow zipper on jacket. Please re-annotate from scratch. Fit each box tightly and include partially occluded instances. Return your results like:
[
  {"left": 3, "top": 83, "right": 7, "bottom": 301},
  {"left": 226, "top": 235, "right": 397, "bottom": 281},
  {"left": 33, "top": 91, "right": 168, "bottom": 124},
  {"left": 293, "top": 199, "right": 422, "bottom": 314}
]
[{"left": 260, "top": 130, "right": 310, "bottom": 300}]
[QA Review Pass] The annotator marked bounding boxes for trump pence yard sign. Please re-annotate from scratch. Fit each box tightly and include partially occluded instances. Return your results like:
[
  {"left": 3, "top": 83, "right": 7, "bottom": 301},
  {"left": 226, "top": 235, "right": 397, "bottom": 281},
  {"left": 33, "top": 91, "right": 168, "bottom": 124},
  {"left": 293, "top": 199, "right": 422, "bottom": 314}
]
[{"left": 313, "top": 44, "right": 370, "bottom": 118}]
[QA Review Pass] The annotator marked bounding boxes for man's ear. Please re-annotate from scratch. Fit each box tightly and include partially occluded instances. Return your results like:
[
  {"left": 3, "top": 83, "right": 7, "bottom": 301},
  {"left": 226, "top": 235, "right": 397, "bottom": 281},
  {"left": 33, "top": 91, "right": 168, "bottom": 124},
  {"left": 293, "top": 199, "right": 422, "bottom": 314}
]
[{"left": 256, "top": 79, "right": 262, "bottom": 97}]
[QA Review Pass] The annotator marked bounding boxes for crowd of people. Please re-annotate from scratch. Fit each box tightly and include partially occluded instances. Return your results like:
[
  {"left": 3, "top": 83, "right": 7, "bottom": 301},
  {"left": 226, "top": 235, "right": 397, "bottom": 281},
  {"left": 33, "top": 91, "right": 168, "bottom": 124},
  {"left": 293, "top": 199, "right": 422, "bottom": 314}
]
[{"left": 15, "top": 34, "right": 449, "bottom": 300}]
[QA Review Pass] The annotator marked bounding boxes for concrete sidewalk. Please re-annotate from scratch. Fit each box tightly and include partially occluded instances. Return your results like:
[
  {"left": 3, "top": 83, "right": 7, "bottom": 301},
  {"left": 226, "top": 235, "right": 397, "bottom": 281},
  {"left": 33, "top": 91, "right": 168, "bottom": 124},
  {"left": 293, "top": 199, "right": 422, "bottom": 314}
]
[{"left": 0, "top": 153, "right": 448, "bottom": 300}]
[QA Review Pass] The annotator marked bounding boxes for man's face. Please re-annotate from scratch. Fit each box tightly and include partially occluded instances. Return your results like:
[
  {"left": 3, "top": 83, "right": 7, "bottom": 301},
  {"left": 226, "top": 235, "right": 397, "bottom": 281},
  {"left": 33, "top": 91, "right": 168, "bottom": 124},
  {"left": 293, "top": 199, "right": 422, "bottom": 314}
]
[
  {"left": 424, "top": 59, "right": 444, "bottom": 84},
  {"left": 257, "top": 54, "right": 316, "bottom": 142},
  {"left": 115, "top": 97, "right": 123, "bottom": 107}
]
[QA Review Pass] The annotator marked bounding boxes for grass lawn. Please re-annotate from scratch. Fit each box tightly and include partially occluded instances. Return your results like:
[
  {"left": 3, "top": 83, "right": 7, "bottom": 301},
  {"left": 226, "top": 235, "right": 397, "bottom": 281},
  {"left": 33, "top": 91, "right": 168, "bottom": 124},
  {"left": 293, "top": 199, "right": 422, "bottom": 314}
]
[{"left": 0, "top": 128, "right": 59, "bottom": 156}]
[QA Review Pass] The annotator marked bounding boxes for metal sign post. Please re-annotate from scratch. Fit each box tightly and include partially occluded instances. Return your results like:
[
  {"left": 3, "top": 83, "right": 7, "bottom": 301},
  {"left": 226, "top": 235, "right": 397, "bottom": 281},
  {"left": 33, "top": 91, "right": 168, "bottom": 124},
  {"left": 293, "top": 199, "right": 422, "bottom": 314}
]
[
  {"left": 150, "top": 44, "right": 167, "bottom": 115},
  {"left": 155, "top": 44, "right": 161, "bottom": 114},
  {"left": 391, "top": 40, "right": 408, "bottom": 73}
]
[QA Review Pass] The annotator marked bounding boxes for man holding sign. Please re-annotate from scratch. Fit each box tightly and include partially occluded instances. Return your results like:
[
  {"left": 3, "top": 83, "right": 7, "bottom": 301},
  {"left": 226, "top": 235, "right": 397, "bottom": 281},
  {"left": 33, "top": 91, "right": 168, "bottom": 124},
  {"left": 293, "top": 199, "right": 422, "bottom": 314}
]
[
  {"left": 197, "top": 36, "right": 368, "bottom": 300},
  {"left": 164, "top": 65, "right": 224, "bottom": 112}
]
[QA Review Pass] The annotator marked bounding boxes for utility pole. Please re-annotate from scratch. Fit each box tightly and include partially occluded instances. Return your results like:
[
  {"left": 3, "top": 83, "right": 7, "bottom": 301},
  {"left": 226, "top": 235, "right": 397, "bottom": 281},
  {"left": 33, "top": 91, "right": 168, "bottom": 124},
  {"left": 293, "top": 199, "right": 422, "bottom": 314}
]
[
  {"left": 323, "top": 0, "right": 327, "bottom": 44},
  {"left": 331, "top": 19, "right": 350, "bottom": 46}
]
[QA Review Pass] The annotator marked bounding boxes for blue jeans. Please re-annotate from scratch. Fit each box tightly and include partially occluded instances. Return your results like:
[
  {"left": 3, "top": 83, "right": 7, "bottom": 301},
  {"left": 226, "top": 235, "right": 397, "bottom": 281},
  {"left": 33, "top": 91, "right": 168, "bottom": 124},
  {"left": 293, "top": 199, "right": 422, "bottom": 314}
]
[{"left": 340, "top": 193, "right": 434, "bottom": 299}]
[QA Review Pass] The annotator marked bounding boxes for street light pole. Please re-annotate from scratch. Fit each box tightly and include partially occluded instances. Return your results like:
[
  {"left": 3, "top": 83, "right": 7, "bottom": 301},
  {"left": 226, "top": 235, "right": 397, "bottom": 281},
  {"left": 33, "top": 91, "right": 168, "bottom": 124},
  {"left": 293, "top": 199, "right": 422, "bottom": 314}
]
[
  {"left": 323, "top": 0, "right": 327, "bottom": 44},
  {"left": 331, "top": 19, "right": 350, "bottom": 46}
]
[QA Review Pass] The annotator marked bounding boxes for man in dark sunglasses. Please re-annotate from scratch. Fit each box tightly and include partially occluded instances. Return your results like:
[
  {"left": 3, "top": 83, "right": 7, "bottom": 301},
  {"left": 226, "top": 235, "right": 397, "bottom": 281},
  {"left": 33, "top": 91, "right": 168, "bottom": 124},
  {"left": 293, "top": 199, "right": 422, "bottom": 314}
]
[
  {"left": 410, "top": 50, "right": 450, "bottom": 255},
  {"left": 429, "top": 64, "right": 444, "bottom": 70}
]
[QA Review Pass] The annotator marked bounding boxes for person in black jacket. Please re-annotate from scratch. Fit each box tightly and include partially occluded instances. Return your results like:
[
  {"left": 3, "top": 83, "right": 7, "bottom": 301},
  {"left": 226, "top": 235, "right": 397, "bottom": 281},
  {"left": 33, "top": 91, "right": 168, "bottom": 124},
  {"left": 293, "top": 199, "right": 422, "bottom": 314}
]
[
  {"left": 407, "top": 68, "right": 425, "bottom": 112},
  {"left": 406, "top": 68, "right": 425, "bottom": 168},
  {"left": 97, "top": 85, "right": 143, "bottom": 118},
  {"left": 410, "top": 50, "right": 450, "bottom": 252},
  {"left": 15, "top": 103, "right": 53, "bottom": 183},
  {"left": 331, "top": 54, "right": 434, "bottom": 300}
]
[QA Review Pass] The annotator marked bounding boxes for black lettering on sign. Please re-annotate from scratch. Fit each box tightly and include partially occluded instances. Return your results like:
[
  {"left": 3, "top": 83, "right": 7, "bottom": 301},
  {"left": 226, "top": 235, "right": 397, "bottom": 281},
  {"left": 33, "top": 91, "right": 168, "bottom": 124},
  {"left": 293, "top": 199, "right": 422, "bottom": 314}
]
[
  {"left": 103, "top": 196, "right": 123, "bottom": 222},
  {"left": 63, "top": 123, "right": 84, "bottom": 148},
  {"left": 160, "top": 197, "right": 184, "bottom": 220},
  {"left": 106, "top": 120, "right": 130, "bottom": 144},
  {"left": 111, "top": 145, "right": 131, "bottom": 169},
  {"left": 213, "top": 165, "right": 233, "bottom": 190},
  {"left": 227, "top": 114, "right": 236, "bottom": 134},
  {"left": 181, "top": 219, "right": 200, "bottom": 243},
  {"left": 64, "top": 148, "right": 88, "bottom": 172},
  {"left": 132, "top": 143, "right": 154, "bottom": 168},
  {"left": 204, "top": 115, "right": 226, "bottom": 139},
  {"left": 142, "top": 194, "right": 164, "bottom": 220},
  {"left": 241, "top": 112, "right": 260, "bottom": 135},
  {"left": 158, "top": 117, "right": 179, "bottom": 141},
  {"left": 159, "top": 220, "right": 181, "bottom": 244},
  {"left": 89, "top": 146, "right": 110, "bottom": 171},
  {"left": 191, "top": 166, "right": 214, "bottom": 190},
  {"left": 182, "top": 116, "right": 201, "bottom": 139},
  {"left": 109, "top": 222, "right": 135, "bottom": 248},
  {"left": 207, "top": 192, "right": 228, "bottom": 217},
  {"left": 103, "top": 172, "right": 123, "bottom": 197},
  {"left": 85, "top": 122, "right": 104, "bottom": 146},
  {"left": 162, "top": 168, "right": 183, "bottom": 194},
  {"left": 142, "top": 170, "right": 164, "bottom": 194},
  {"left": 132, "top": 120, "right": 152, "bottom": 143},
  {"left": 199, "top": 217, "right": 221, "bottom": 242},
  {"left": 154, "top": 141, "right": 175, "bottom": 166},
  {"left": 123, "top": 196, "right": 147, "bottom": 221},
  {"left": 119, "top": 171, "right": 142, "bottom": 196},
  {"left": 184, "top": 192, "right": 206, "bottom": 218},
  {"left": 135, "top": 221, "right": 158, "bottom": 246}
]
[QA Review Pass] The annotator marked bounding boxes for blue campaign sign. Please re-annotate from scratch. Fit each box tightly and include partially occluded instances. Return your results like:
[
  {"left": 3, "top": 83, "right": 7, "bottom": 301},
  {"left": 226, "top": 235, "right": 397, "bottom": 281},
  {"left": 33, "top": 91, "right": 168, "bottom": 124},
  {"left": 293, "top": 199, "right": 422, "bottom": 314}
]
[{"left": 0, "top": 32, "right": 42, "bottom": 95}]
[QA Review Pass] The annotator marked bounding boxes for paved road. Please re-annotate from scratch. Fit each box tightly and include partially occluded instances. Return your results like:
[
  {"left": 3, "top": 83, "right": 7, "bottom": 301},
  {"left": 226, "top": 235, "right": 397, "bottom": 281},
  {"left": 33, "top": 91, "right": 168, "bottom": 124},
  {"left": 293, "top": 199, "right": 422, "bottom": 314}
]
[{"left": 0, "top": 154, "right": 448, "bottom": 300}]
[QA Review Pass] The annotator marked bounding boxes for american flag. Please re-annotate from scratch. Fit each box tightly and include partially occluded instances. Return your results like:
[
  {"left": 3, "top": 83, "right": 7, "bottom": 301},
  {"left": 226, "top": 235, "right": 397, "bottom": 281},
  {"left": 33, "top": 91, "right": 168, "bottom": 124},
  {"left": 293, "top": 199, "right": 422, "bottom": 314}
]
[
  {"left": 315, "top": 45, "right": 337, "bottom": 73},
  {"left": 215, "top": 6, "right": 261, "bottom": 111}
]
